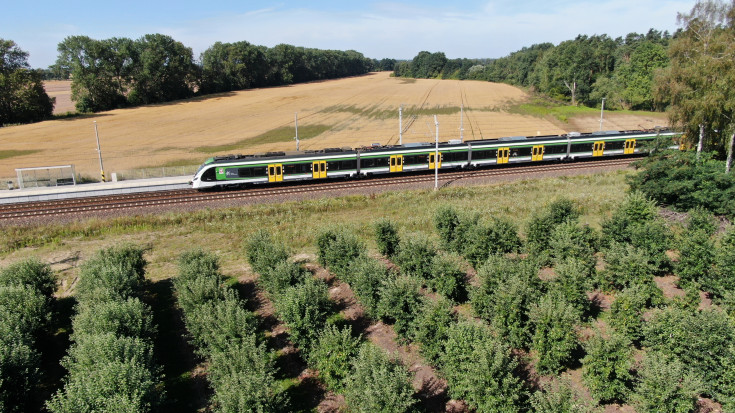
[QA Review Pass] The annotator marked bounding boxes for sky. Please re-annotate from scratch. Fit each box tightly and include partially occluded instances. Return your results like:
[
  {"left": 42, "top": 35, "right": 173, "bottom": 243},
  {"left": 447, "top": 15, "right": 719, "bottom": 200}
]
[{"left": 3, "top": 0, "right": 695, "bottom": 69}]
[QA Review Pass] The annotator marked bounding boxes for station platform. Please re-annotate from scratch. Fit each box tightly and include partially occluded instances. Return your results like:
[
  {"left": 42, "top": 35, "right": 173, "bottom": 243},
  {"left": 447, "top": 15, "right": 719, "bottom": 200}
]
[{"left": 0, "top": 176, "right": 192, "bottom": 204}]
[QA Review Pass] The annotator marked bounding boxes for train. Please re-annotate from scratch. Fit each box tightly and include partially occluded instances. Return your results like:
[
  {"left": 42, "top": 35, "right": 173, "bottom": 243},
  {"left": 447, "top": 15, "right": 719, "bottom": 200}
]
[{"left": 190, "top": 128, "right": 680, "bottom": 190}]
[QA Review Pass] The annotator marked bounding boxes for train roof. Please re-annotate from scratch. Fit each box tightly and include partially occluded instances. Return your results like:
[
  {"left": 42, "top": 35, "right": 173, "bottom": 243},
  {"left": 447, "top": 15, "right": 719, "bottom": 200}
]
[{"left": 203, "top": 128, "right": 676, "bottom": 165}]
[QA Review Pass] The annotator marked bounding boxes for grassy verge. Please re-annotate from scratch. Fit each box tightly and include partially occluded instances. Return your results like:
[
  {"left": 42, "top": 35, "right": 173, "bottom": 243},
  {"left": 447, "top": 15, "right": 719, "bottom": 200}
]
[
  {"left": 508, "top": 99, "right": 664, "bottom": 123},
  {"left": 1, "top": 170, "right": 631, "bottom": 275}
]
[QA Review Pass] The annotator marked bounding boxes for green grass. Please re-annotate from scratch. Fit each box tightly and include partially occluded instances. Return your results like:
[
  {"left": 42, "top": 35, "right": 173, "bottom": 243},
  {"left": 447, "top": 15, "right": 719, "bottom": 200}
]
[
  {"left": 0, "top": 149, "right": 41, "bottom": 160},
  {"left": 195, "top": 124, "right": 331, "bottom": 154},
  {"left": 1, "top": 170, "right": 632, "bottom": 261},
  {"left": 508, "top": 99, "right": 666, "bottom": 123}
]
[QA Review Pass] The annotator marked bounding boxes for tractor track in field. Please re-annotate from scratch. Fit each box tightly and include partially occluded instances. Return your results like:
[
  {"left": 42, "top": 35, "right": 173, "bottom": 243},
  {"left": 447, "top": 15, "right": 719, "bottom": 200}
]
[{"left": 0, "top": 157, "right": 637, "bottom": 225}]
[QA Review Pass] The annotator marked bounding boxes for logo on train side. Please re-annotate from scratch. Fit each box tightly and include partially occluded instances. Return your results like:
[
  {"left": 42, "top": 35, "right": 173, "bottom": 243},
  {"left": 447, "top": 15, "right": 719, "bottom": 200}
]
[{"left": 219, "top": 168, "right": 224, "bottom": 174}]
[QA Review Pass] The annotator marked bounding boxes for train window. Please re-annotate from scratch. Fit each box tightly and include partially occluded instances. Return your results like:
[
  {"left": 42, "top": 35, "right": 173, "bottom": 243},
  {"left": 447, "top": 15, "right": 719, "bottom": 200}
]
[
  {"left": 238, "top": 166, "right": 267, "bottom": 177},
  {"left": 606, "top": 140, "right": 625, "bottom": 151},
  {"left": 327, "top": 160, "right": 355, "bottom": 170},
  {"left": 570, "top": 143, "right": 592, "bottom": 153},
  {"left": 546, "top": 144, "right": 567, "bottom": 155},
  {"left": 473, "top": 150, "right": 493, "bottom": 159},
  {"left": 514, "top": 146, "right": 531, "bottom": 157},
  {"left": 202, "top": 167, "right": 217, "bottom": 181}
]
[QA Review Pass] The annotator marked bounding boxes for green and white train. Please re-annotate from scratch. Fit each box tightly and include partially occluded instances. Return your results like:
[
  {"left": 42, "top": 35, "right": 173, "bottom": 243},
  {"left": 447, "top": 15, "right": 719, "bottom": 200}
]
[{"left": 190, "top": 129, "right": 680, "bottom": 190}]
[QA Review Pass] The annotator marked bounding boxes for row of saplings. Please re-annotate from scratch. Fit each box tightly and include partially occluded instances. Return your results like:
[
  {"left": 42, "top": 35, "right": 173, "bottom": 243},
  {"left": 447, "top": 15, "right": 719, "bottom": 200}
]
[
  {"left": 243, "top": 191, "right": 735, "bottom": 412},
  {"left": 2, "top": 191, "right": 734, "bottom": 412}
]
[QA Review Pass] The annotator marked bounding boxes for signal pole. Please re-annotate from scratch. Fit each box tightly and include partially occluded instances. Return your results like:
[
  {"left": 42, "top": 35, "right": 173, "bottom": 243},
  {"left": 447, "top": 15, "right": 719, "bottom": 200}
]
[
  {"left": 460, "top": 103, "right": 464, "bottom": 142},
  {"left": 599, "top": 98, "right": 606, "bottom": 132},
  {"left": 93, "top": 121, "right": 105, "bottom": 182},
  {"left": 434, "top": 115, "right": 439, "bottom": 191},
  {"left": 294, "top": 112, "right": 300, "bottom": 151},
  {"left": 399, "top": 105, "right": 403, "bottom": 145}
]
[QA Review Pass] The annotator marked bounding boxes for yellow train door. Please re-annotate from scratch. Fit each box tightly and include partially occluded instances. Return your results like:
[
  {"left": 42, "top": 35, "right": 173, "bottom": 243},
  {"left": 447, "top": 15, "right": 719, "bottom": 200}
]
[
  {"left": 593, "top": 141, "right": 605, "bottom": 157},
  {"left": 624, "top": 139, "right": 636, "bottom": 155},
  {"left": 497, "top": 147, "right": 510, "bottom": 164},
  {"left": 532, "top": 145, "right": 545, "bottom": 161},
  {"left": 390, "top": 155, "right": 403, "bottom": 172},
  {"left": 268, "top": 164, "right": 283, "bottom": 182},
  {"left": 312, "top": 161, "right": 327, "bottom": 179},
  {"left": 429, "top": 152, "right": 442, "bottom": 169}
]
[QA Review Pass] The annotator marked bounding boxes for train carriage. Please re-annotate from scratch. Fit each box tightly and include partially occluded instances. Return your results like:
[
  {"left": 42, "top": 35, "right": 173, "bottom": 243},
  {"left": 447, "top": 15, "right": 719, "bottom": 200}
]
[{"left": 190, "top": 129, "right": 680, "bottom": 190}]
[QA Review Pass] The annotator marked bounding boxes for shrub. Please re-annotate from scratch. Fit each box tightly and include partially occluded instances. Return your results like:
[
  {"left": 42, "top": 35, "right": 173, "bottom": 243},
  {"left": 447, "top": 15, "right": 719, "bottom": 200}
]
[
  {"left": 627, "top": 150, "right": 735, "bottom": 217},
  {"left": 245, "top": 230, "right": 289, "bottom": 275},
  {"left": 413, "top": 298, "right": 455, "bottom": 365},
  {"left": 272, "top": 277, "right": 332, "bottom": 352},
  {"left": 178, "top": 249, "right": 220, "bottom": 284},
  {"left": 686, "top": 207, "right": 718, "bottom": 236},
  {"left": 427, "top": 253, "right": 467, "bottom": 303},
  {"left": 599, "top": 242, "right": 653, "bottom": 291},
  {"left": 258, "top": 260, "right": 308, "bottom": 296},
  {"left": 471, "top": 256, "right": 541, "bottom": 349},
  {"left": 526, "top": 198, "right": 581, "bottom": 256},
  {"left": 642, "top": 307, "right": 735, "bottom": 397},
  {"left": 346, "top": 257, "right": 392, "bottom": 317},
  {"left": 712, "top": 227, "right": 735, "bottom": 296},
  {"left": 628, "top": 219, "right": 672, "bottom": 272},
  {"left": 307, "top": 324, "right": 362, "bottom": 392},
  {"left": 581, "top": 330, "right": 633, "bottom": 403},
  {"left": 316, "top": 228, "right": 366, "bottom": 277},
  {"left": 608, "top": 286, "right": 649, "bottom": 343},
  {"left": 207, "top": 335, "right": 285, "bottom": 413},
  {"left": 0, "top": 285, "right": 49, "bottom": 340},
  {"left": 676, "top": 226, "right": 715, "bottom": 287},
  {"left": 548, "top": 221, "right": 598, "bottom": 270},
  {"left": 377, "top": 275, "right": 424, "bottom": 341},
  {"left": 435, "top": 204, "right": 461, "bottom": 250},
  {"left": 0, "top": 258, "right": 56, "bottom": 298},
  {"left": 61, "top": 333, "right": 156, "bottom": 379},
  {"left": 630, "top": 351, "right": 703, "bottom": 413},
  {"left": 394, "top": 233, "right": 437, "bottom": 280},
  {"left": 174, "top": 263, "right": 226, "bottom": 316},
  {"left": 461, "top": 217, "right": 522, "bottom": 268},
  {"left": 530, "top": 292, "right": 580, "bottom": 374},
  {"left": 344, "top": 344, "right": 416, "bottom": 413},
  {"left": 185, "top": 290, "right": 259, "bottom": 355},
  {"left": 600, "top": 192, "right": 672, "bottom": 272},
  {"left": 76, "top": 245, "right": 147, "bottom": 303},
  {"left": 47, "top": 356, "right": 160, "bottom": 413},
  {"left": 72, "top": 297, "right": 156, "bottom": 342},
  {"left": 0, "top": 339, "right": 40, "bottom": 412},
  {"left": 440, "top": 321, "right": 528, "bottom": 412},
  {"left": 548, "top": 258, "right": 592, "bottom": 319},
  {"left": 374, "top": 218, "right": 400, "bottom": 257},
  {"left": 530, "top": 379, "right": 600, "bottom": 413}
]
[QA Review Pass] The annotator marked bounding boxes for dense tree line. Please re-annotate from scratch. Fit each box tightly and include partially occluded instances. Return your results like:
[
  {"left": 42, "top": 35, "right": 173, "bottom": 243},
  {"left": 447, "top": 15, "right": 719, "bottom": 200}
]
[
  {"left": 0, "top": 39, "right": 54, "bottom": 126},
  {"left": 53, "top": 34, "right": 374, "bottom": 113},
  {"left": 395, "top": 29, "right": 671, "bottom": 110}
]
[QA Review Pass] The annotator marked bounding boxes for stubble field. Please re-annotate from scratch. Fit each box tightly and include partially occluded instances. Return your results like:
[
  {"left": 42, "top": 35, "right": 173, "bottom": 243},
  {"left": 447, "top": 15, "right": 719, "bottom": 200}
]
[{"left": 0, "top": 72, "right": 665, "bottom": 179}]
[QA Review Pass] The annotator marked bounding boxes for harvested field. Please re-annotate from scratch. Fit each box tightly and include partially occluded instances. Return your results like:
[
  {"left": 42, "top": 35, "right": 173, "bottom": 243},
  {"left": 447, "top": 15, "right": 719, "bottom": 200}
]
[{"left": 0, "top": 72, "right": 665, "bottom": 179}]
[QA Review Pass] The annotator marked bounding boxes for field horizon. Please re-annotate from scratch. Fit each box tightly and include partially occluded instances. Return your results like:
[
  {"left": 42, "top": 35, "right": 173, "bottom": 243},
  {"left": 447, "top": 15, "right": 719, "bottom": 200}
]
[{"left": 0, "top": 72, "right": 666, "bottom": 180}]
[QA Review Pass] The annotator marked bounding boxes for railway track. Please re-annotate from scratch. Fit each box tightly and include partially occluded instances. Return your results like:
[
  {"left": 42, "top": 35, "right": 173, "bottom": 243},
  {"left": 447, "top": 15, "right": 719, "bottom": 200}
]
[{"left": 0, "top": 157, "right": 637, "bottom": 221}]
